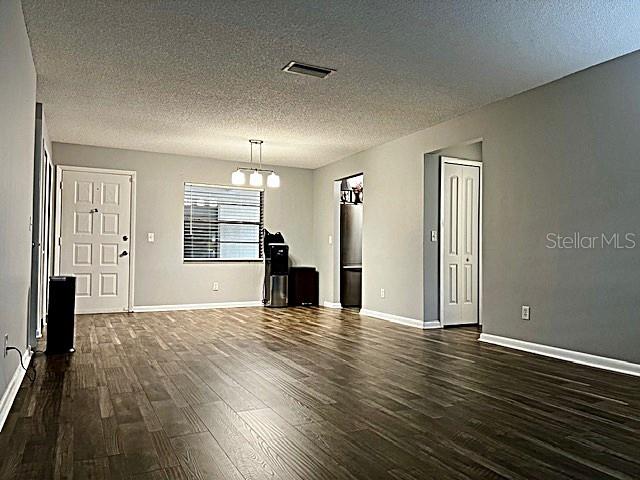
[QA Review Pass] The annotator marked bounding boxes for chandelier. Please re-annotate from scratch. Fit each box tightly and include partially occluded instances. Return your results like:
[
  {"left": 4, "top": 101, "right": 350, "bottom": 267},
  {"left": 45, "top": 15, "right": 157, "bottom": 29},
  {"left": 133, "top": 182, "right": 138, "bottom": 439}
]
[{"left": 231, "top": 140, "right": 280, "bottom": 188}]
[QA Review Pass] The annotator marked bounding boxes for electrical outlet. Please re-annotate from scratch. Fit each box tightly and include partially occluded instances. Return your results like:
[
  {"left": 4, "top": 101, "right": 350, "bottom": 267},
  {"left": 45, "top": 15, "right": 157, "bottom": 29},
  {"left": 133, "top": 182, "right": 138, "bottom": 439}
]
[
  {"left": 521, "top": 305, "right": 530, "bottom": 320},
  {"left": 380, "top": 288, "right": 385, "bottom": 299},
  {"left": 212, "top": 282, "right": 219, "bottom": 291},
  {"left": 328, "top": 235, "right": 333, "bottom": 245},
  {"left": 3, "top": 334, "right": 8, "bottom": 358}
]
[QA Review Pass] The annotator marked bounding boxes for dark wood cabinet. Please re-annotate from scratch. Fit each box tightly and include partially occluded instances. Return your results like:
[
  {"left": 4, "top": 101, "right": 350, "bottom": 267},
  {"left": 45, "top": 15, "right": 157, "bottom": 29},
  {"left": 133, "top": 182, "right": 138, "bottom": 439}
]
[{"left": 288, "top": 266, "right": 319, "bottom": 306}]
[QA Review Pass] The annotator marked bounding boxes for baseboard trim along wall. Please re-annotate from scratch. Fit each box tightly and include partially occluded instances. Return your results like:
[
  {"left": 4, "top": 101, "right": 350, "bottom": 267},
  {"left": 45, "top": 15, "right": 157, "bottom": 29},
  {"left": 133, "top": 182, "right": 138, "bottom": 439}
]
[
  {"left": 133, "top": 301, "right": 263, "bottom": 312},
  {"left": 360, "top": 309, "right": 441, "bottom": 330},
  {"left": 0, "top": 349, "right": 32, "bottom": 432},
  {"left": 78, "top": 307, "right": 133, "bottom": 315},
  {"left": 479, "top": 333, "right": 640, "bottom": 377},
  {"left": 322, "top": 301, "right": 342, "bottom": 309}
]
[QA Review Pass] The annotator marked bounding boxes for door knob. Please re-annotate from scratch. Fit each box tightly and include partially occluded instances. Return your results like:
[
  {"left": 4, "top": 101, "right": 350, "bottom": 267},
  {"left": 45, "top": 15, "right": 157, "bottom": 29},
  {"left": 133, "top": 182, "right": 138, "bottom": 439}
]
[
  {"left": 120, "top": 250, "right": 129, "bottom": 257},
  {"left": 122, "top": 235, "right": 128, "bottom": 241}
]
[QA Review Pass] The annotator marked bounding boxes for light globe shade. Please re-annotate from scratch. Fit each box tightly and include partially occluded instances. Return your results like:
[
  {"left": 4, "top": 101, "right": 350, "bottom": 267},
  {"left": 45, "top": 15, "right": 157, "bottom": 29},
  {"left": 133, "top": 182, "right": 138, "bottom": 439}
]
[
  {"left": 266, "top": 172, "right": 280, "bottom": 188},
  {"left": 231, "top": 169, "right": 245, "bottom": 185},
  {"left": 249, "top": 170, "right": 263, "bottom": 187}
]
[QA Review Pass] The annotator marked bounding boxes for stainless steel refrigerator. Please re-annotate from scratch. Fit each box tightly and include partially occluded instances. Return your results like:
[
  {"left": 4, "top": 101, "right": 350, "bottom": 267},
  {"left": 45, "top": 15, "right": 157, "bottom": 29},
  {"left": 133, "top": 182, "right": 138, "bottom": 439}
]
[{"left": 340, "top": 204, "right": 363, "bottom": 307}]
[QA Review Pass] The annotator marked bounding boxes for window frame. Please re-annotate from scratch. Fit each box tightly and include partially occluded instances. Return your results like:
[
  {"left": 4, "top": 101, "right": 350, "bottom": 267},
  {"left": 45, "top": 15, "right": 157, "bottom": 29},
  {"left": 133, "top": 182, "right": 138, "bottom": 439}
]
[{"left": 183, "top": 182, "right": 264, "bottom": 263}]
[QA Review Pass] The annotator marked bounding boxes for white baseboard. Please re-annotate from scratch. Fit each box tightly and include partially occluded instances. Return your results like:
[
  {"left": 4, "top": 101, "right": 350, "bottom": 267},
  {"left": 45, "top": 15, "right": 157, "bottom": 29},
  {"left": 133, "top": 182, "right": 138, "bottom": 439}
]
[
  {"left": 0, "top": 349, "right": 32, "bottom": 432},
  {"left": 77, "top": 307, "right": 130, "bottom": 315},
  {"left": 360, "top": 309, "right": 441, "bottom": 330},
  {"left": 133, "top": 301, "right": 263, "bottom": 313},
  {"left": 323, "top": 301, "right": 342, "bottom": 309},
  {"left": 422, "top": 320, "right": 442, "bottom": 329},
  {"left": 479, "top": 333, "right": 640, "bottom": 377}
]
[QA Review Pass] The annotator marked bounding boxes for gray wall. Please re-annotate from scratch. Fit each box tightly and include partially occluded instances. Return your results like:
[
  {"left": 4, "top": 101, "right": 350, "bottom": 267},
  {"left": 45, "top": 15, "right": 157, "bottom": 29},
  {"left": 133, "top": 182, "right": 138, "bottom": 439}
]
[
  {"left": 313, "top": 50, "right": 640, "bottom": 363},
  {"left": 313, "top": 142, "right": 424, "bottom": 319},
  {"left": 53, "top": 143, "right": 314, "bottom": 308},
  {"left": 0, "top": 0, "right": 37, "bottom": 398}
]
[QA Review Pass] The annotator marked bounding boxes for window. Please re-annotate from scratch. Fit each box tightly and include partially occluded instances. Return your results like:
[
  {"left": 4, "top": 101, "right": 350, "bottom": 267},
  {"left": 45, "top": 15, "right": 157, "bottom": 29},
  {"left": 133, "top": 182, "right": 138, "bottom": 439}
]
[{"left": 183, "top": 183, "right": 264, "bottom": 261}]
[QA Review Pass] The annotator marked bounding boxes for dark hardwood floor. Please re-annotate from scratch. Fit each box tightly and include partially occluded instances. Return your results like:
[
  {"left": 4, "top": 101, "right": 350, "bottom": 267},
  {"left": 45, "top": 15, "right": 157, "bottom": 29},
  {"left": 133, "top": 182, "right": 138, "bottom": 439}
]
[{"left": 0, "top": 307, "right": 638, "bottom": 479}]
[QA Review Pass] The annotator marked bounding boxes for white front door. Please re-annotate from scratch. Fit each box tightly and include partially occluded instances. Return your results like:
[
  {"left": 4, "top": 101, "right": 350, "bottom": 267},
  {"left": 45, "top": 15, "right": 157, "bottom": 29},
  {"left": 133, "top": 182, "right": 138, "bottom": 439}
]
[
  {"left": 59, "top": 169, "right": 132, "bottom": 313},
  {"left": 442, "top": 160, "right": 480, "bottom": 326}
]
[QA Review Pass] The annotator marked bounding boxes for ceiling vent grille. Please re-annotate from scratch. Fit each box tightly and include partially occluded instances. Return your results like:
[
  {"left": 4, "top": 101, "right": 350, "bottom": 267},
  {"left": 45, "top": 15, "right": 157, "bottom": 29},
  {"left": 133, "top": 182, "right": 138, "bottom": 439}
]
[{"left": 282, "top": 61, "right": 335, "bottom": 79}]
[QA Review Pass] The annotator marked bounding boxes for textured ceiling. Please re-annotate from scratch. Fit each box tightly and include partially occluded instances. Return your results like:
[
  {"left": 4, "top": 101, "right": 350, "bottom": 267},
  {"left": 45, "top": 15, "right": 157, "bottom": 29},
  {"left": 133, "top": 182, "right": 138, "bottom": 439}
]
[{"left": 22, "top": 0, "right": 640, "bottom": 168}]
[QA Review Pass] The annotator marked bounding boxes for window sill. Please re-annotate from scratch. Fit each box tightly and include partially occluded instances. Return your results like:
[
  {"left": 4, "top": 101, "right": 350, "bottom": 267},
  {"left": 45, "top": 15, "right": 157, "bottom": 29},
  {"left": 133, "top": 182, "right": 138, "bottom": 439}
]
[{"left": 183, "top": 259, "right": 264, "bottom": 264}]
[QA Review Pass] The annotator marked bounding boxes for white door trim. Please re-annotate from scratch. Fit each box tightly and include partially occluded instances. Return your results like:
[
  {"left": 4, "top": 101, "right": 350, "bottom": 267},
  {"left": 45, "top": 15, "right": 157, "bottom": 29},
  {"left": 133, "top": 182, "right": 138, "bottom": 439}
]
[
  {"left": 54, "top": 165, "right": 137, "bottom": 312},
  {"left": 39, "top": 146, "right": 54, "bottom": 336},
  {"left": 439, "top": 156, "right": 483, "bottom": 327}
]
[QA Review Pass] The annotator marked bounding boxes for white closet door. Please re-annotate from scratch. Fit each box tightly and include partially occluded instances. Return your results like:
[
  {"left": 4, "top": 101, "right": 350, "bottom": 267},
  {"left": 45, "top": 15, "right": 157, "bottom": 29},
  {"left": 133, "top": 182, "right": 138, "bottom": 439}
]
[{"left": 442, "top": 161, "right": 479, "bottom": 326}]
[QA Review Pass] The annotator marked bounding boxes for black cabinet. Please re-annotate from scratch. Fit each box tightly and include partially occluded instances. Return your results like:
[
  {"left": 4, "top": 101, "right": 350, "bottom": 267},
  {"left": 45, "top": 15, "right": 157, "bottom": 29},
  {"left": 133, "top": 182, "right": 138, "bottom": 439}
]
[{"left": 288, "top": 267, "right": 319, "bottom": 306}]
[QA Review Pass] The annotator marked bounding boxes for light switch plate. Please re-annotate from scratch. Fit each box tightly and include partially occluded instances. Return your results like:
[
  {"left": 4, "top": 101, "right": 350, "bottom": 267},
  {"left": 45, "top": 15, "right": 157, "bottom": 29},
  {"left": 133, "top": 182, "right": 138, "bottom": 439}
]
[
  {"left": 431, "top": 230, "right": 438, "bottom": 242},
  {"left": 521, "top": 305, "right": 530, "bottom": 320},
  {"left": 147, "top": 232, "right": 155, "bottom": 242},
  {"left": 213, "top": 282, "right": 219, "bottom": 291},
  {"left": 328, "top": 235, "right": 333, "bottom": 245}
]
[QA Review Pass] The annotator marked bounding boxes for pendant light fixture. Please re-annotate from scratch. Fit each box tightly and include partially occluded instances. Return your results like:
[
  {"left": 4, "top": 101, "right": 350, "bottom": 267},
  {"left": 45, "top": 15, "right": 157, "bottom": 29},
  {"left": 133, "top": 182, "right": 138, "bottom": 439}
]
[
  {"left": 249, "top": 170, "right": 263, "bottom": 187},
  {"left": 231, "top": 140, "right": 280, "bottom": 188},
  {"left": 266, "top": 171, "right": 280, "bottom": 188},
  {"left": 231, "top": 169, "right": 245, "bottom": 185}
]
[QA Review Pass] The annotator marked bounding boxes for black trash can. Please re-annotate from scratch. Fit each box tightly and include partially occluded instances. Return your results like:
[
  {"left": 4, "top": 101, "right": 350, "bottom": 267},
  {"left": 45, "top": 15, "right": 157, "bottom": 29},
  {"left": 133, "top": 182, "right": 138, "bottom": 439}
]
[{"left": 46, "top": 276, "right": 76, "bottom": 354}]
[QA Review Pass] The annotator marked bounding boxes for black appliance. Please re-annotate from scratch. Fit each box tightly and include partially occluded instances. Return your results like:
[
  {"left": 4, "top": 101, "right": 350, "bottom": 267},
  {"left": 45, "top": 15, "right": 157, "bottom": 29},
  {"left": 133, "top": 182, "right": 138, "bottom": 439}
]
[
  {"left": 264, "top": 230, "right": 284, "bottom": 259},
  {"left": 262, "top": 230, "right": 285, "bottom": 304},
  {"left": 46, "top": 276, "right": 76, "bottom": 354},
  {"left": 288, "top": 267, "right": 319, "bottom": 306},
  {"left": 340, "top": 204, "right": 363, "bottom": 307},
  {"left": 270, "top": 243, "right": 289, "bottom": 275},
  {"left": 267, "top": 244, "right": 289, "bottom": 307}
]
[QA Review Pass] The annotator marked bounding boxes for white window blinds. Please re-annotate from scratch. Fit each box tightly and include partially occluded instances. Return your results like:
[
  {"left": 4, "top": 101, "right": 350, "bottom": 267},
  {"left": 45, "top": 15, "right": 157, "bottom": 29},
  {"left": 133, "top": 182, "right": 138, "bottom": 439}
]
[{"left": 183, "top": 183, "right": 264, "bottom": 261}]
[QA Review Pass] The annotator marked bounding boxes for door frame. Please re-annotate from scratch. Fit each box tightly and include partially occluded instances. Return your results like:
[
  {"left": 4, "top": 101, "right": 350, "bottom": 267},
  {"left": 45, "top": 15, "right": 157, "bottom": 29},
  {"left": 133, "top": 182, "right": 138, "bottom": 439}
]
[
  {"left": 30, "top": 104, "right": 57, "bottom": 342},
  {"left": 54, "top": 165, "right": 137, "bottom": 312},
  {"left": 39, "top": 146, "right": 54, "bottom": 335},
  {"left": 439, "top": 156, "right": 483, "bottom": 326},
  {"left": 333, "top": 172, "right": 364, "bottom": 308}
]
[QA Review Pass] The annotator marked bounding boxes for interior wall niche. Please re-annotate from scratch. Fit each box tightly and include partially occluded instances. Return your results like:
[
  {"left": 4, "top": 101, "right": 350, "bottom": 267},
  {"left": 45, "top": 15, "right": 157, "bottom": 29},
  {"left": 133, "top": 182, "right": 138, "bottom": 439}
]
[
  {"left": 423, "top": 141, "right": 482, "bottom": 324},
  {"left": 339, "top": 174, "right": 363, "bottom": 205},
  {"left": 333, "top": 173, "right": 364, "bottom": 308}
]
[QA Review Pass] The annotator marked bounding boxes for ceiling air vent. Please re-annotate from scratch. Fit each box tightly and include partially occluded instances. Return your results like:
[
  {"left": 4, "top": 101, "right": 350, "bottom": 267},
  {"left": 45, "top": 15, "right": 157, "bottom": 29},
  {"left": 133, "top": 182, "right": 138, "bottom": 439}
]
[{"left": 282, "top": 61, "right": 335, "bottom": 79}]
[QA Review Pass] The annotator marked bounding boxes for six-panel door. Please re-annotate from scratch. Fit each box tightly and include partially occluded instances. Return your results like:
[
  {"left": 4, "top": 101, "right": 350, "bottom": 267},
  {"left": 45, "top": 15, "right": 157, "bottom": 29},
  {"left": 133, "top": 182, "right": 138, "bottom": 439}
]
[{"left": 59, "top": 170, "right": 132, "bottom": 313}]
